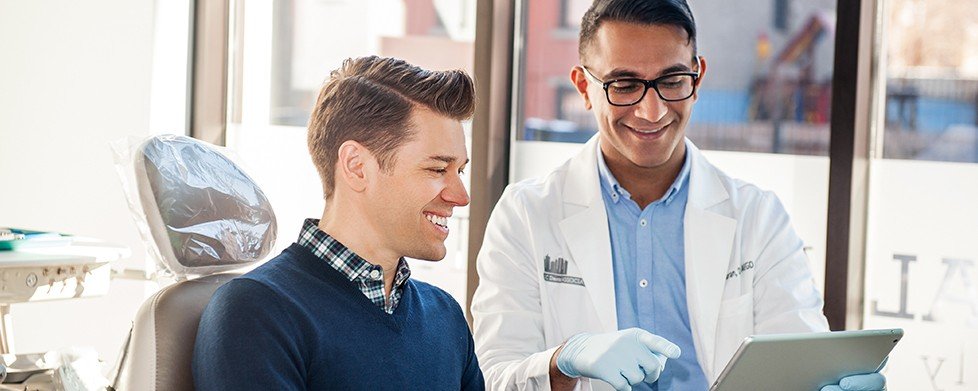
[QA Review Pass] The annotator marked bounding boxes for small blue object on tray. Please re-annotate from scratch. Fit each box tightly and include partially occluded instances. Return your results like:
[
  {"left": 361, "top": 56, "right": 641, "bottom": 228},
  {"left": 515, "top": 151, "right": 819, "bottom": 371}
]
[{"left": 0, "top": 228, "right": 73, "bottom": 251}]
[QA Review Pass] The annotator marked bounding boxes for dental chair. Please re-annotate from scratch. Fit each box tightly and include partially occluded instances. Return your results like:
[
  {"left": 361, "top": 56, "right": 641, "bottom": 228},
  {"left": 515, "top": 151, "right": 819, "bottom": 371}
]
[{"left": 110, "top": 135, "right": 277, "bottom": 391}]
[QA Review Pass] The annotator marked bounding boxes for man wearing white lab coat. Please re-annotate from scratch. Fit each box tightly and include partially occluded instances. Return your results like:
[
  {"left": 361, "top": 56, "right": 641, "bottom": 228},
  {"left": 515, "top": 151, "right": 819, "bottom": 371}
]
[{"left": 471, "top": 1, "right": 885, "bottom": 390}]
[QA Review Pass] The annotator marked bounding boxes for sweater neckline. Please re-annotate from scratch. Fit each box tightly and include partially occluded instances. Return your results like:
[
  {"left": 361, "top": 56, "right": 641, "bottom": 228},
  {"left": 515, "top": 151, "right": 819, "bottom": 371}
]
[{"left": 285, "top": 243, "right": 412, "bottom": 332}]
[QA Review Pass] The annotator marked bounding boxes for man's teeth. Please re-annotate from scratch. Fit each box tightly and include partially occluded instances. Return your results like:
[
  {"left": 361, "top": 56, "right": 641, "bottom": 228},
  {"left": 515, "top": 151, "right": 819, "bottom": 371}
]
[
  {"left": 634, "top": 127, "right": 663, "bottom": 134},
  {"left": 425, "top": 214, "right": 449, "bottom": 228}
]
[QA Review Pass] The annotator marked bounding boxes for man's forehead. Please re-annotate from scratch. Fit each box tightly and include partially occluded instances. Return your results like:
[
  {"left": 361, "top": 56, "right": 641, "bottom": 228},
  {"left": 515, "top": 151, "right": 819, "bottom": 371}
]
[
  {"left": 585, "top": 21, "right": 695, "bottom": 74},
  {"left": 401, "top": 112, "right": 468, "bottom": 162}
]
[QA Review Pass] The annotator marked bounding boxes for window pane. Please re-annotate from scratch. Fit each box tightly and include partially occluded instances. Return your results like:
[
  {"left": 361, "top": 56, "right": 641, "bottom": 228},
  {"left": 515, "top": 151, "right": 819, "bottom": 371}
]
[
  {"left": 228, "top": 0, "right": 476, "bottom": 309},
  {"left": 250, "top": 0, "right": 476, "bottom": 126},
  {"left": 863, "top": 1, "right": 978, "bottom": 388},
  {"left": 881, "top": 1, "right": 978, "bottom": 163}
]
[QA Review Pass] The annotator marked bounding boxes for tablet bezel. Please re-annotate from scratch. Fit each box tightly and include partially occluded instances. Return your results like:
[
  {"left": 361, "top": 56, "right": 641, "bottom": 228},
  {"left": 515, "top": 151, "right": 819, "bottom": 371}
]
[{"left": 709, "top": 328, "right": 902, "bottom": 391}]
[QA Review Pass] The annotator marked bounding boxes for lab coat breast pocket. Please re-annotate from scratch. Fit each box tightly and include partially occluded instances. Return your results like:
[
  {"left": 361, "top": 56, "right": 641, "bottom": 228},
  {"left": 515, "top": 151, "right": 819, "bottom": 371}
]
[
  {"left": 541, "top": 256, "right": 599, "bottom": 341},
  {"left": 715, "top": 293, "right": 754, "bottom": 368}
]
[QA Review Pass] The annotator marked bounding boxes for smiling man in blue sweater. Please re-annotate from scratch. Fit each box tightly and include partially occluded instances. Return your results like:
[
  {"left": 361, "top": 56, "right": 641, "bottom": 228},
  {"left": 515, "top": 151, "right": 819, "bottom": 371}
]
[{"left": 192, "top": 56, "right": 484, "bottom": 390}]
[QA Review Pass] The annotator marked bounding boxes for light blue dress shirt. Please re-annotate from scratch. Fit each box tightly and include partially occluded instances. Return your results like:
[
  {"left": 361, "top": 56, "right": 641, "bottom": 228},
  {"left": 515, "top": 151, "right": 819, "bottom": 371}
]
[{"left": 597, "top": 141, "right": 708, "bottom": 391}]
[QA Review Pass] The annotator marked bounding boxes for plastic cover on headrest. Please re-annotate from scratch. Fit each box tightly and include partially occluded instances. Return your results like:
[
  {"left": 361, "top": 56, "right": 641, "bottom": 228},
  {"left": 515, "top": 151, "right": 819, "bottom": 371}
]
[{"left": 114, "top": 134, "right": 277, "bottom": 278}]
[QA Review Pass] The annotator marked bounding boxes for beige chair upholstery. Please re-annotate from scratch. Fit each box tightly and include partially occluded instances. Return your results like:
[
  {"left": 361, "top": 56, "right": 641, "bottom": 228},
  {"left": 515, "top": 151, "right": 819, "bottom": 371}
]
[{"left": 113, "top": 274, "right": 239, "bottom": 391}]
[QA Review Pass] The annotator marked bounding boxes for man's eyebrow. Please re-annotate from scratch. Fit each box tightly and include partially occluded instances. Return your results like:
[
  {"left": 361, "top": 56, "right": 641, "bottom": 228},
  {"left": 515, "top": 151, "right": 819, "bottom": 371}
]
[
  {"left": 604, "top": 63, "right": 694, "bottom": 79},
  {"left": 427, "top": 155, "right": 469, "bottom": 165},
  {"left": 658, "top": 63, "right": 694, "bottom": 76},
  {"left": 604, "top": 68, "right": 642, "bottom": 79}
]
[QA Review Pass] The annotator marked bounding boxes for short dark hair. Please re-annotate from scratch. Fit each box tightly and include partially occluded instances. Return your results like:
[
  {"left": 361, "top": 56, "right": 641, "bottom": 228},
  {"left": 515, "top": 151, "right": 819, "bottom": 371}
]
[
  {"left": 579, "top": 0, "right": 697, "bottom": 61},
  {"left": 307, "top": 56, "right": 475, "bottom": 199}
]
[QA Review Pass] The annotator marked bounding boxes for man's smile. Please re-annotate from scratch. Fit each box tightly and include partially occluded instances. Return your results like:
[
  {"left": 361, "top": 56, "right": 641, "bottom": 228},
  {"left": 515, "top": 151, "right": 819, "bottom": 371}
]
[{"left": 424, "top": 212, "right": 450, "bottom": 233}]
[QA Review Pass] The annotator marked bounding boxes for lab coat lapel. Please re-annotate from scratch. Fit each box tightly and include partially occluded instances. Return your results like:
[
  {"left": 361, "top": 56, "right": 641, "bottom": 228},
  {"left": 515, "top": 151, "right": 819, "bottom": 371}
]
[
  {"left": 683, "top": 143, "right": 736, "bottom": 380},
  {"left": 559, "top": 137, "right": 618, "bottom": 332}
]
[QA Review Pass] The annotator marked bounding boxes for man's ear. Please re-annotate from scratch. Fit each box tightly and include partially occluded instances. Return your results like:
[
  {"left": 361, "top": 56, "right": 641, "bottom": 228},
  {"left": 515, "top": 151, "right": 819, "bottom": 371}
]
[
  {"left": 692, "top": 55, "right": 708, "bottom": 101},
  {"left": 570, "top": 66, "right": 593, "bottom": 111},
  {"left": 335, "top": 140, "right": 369, "bottom": 193}
]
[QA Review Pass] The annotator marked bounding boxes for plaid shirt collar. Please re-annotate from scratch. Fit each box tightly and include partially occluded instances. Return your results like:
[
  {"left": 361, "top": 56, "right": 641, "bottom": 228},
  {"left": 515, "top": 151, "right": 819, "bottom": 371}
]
[{"left": 297, "top": 218, "right": 411, "bottom": 314}]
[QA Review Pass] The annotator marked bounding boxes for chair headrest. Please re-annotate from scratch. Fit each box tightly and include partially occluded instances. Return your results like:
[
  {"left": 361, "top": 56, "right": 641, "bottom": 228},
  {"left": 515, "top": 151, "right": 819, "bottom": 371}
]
[{"left": 132, "top": 135, "right": 276, "bottom": 277}]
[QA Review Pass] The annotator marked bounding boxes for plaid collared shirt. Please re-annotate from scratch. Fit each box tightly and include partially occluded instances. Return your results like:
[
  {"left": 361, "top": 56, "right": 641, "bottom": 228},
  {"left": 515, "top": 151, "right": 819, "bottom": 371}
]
[{"left": 297, "top": 218, "right": 412, "bottom": 314}]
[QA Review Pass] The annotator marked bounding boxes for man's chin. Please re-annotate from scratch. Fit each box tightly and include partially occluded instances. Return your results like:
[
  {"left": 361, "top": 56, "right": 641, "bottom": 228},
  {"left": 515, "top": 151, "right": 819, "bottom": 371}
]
[
  {"left": 405, "top": 245, "right": 447, "bottom": 262},
  {"left": 625, "top": 140, "right": 684, "bottom": 168}
]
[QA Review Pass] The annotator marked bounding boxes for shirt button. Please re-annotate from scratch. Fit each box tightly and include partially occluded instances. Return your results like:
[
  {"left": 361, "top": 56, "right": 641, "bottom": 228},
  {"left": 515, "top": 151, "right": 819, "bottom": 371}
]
[
  {"left": 368, "top": 269, "right": 381, "bottom": 280},
  {"left": 639, "top": 279, "right": 649, "bottom": 288},
  {"left": 639, "top": 219, "right": 647, "bottom": 227}
]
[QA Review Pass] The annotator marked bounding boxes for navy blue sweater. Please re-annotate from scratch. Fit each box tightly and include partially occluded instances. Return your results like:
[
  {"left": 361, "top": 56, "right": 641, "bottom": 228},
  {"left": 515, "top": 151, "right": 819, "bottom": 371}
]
[{"left": 192, "top": 243, "right": 485, "bottom": 390}]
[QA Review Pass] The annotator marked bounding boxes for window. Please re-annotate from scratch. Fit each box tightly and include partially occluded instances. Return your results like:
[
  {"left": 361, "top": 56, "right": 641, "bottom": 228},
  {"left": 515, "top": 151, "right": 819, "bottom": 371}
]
[
  {"left": 862, "top": 1, "right": 978, "bottom": 388},
  {"left": 559, "top": 0, "right": 591, "bottom": 29},
  {"left": 774, "top": 0, "right": 791, "bottom": 32},
  {"left": 880, "top": 0, "right": 978, "bottom": 163}
]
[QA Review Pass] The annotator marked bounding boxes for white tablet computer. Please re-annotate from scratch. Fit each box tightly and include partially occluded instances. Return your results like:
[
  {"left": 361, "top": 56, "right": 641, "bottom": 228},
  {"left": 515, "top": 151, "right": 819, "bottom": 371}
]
[{"left": 710, "top": 329, "right": 902, "bottom": 391}]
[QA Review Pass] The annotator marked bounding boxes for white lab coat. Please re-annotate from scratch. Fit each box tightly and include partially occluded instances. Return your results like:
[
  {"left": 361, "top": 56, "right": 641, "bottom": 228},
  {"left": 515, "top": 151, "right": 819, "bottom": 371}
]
[{"left": 471, "top": 137, "right": 830, "bottom": 390}]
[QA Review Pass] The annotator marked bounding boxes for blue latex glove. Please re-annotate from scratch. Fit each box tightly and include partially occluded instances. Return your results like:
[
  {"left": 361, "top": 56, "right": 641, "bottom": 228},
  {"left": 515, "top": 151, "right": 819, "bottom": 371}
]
[
  {"left": 556, "top": 328, "right": 681, "bottom": 391},
  {"left": 820, "top": 372, "right": 886, "bottom": 391}
]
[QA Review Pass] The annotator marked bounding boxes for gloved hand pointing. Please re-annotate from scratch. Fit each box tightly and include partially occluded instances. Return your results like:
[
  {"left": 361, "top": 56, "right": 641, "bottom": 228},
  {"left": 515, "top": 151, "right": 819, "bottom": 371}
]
[{"left": 556, "top": 328, "right": 681, "bottom": 391}]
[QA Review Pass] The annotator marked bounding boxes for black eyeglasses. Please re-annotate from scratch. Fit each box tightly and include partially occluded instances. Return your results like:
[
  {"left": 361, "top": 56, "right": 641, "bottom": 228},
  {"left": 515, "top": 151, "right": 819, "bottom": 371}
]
[{"left": 581, "top": 66, "right": 700, "bottom": 106}]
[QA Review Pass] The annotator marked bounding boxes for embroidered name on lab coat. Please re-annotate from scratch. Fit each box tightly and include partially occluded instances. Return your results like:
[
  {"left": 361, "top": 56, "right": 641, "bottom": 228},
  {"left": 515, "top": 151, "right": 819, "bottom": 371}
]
[
  {"left": 725, "top": 261, "right": 755, "bottom": 280},
  {"left": 543, "top": 255, "right": 585, "bottom": 286}
]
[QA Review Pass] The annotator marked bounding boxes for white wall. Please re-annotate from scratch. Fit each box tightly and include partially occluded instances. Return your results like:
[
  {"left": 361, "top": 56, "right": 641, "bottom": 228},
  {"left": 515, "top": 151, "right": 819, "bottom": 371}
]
[{"left": 0, "top": 0, "right": 161, "bottom": 367}]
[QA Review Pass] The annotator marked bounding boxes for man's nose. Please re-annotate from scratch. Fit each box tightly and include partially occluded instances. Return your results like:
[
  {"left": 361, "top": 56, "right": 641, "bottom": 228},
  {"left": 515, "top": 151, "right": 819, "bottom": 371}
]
[
  {"left": 443, "top": 174, "right": 470, "bottom": 207},
  {"left": 632, "top": 89, "right": 669, "bottom": 123}
]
